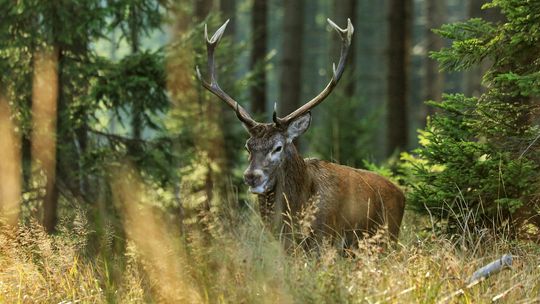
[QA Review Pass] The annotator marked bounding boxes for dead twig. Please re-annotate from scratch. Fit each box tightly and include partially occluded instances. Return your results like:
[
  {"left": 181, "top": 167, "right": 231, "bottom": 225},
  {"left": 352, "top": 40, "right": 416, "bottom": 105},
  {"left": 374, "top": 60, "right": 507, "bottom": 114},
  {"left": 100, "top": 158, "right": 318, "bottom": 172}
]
[
  {"left": 437, "top": 254, "right": 514, "bottom": 304},
  {"left": 381, "top": 286, "right": 416, "bottom": 303},
  {"left": 491, "top": 283, "right": 523, "bottom": 302}
]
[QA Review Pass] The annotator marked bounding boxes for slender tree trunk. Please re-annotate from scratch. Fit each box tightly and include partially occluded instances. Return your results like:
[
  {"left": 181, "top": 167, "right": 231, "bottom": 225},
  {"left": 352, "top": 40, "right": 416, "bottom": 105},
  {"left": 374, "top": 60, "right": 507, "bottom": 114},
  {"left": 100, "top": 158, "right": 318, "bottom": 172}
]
[
  {"left": 424, "top": 0, "right": 445, "bottom": 124},
  {"left": 279, "top": 0, "right": 304, "bottom": 149},
  {"left": 250, "top": 0, "right": 267, "bottom": 116},
  {"left": 0, "top": 90, "right": 22, "bottom": 228},
  {"left": 464, "top": 0, "right": 484, "bottom": 97},
  {"left": 69, "top": 24, "right": 91, "bottom": 201},
  {"left": 220, "top": 0, "right": 236, "bottom": 32},
  {"left": 386, "top": 0, "right": 411, "bottom": 155},
  {"left": 279, "top": 0, "right": 304, "bottom": 117},
  {"left": 129, "top": 8, "right": 143, "bottom": 145},
  {"left": 279, "top": 0, "right": 304, "bottom": 122},
  {"left": 22, "top": 21, "right": 38, "bottom": 197},
  {"left": 32, "top": 48, "right": 60, "bottom": 233},
  {"left": 195, "top": 0, "right": 213, "bottom": 20},
  {"left": 464, "top": 0, "right": 504, "bottom": 97}
]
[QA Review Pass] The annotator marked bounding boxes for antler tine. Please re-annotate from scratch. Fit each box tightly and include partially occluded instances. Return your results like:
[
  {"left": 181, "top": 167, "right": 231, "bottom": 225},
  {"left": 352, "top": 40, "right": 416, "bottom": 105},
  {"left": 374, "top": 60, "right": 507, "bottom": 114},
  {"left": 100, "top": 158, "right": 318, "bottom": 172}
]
[
  {"left": 272, "top": 102, "right": 279, "bottom": 124},
  {"left": 274, "top": 18, "right": 354, "bottom": 126},
  {"left": 195, "top": 20, "right": 258, "bottom": 128}
]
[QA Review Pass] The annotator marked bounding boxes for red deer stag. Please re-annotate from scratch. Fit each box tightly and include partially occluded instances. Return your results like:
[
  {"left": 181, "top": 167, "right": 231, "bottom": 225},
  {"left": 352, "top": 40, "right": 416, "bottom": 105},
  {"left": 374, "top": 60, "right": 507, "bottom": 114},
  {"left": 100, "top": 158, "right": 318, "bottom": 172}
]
[{"left": 196, "top": 19, "right": 405, "bottom": 248}]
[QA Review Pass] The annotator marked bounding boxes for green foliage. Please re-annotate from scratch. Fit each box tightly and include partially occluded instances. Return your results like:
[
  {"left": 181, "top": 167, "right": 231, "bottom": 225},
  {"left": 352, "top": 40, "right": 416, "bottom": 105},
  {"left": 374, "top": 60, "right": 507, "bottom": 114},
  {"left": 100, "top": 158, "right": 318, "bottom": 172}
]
[
  {"left": 308, "top": 91, "right": 378, "bottom": 168},
  {"left": 93, "top": 51, "right": 168, "bottom": 130},
  {"left": 402, "top": 94, "right": 537, "bottom": 228},
  {"left": 0, "top": 0, "right": 183, "bottom": 250},
  {"left": 107, "top": 0, "right": 166, "bottom": 47},
  {"left": 0, "top": 0, "right": 107, "bottom": 135},
  {"left": 404, "top": 0, "right": 540, "bottom": 234},
  {"left": 431, "top": 18, "right": 497, "bottom": 71}
]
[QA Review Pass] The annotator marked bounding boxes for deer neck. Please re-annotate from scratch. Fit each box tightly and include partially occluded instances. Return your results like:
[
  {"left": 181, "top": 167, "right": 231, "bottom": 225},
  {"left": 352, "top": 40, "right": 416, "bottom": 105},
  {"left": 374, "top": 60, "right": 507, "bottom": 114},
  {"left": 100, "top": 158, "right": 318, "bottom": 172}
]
[{"left": 258, "top": 146, "right": 311, "bottom": 220}]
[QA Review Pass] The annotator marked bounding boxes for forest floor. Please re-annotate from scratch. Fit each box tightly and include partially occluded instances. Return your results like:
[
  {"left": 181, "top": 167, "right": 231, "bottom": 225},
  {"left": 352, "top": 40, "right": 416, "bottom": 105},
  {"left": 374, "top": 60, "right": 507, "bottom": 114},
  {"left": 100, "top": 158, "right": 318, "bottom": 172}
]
[{"left": 1, "top": 208, "right": 539, "bottom": 303}]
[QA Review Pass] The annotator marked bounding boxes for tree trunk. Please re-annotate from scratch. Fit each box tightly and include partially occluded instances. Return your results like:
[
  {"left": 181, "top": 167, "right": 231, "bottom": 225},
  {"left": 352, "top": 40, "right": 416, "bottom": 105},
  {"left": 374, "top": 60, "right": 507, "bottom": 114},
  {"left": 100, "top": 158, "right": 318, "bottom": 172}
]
[
  {"left": 250, "top": 0, "right": 267, "bottom": 116},
  {"left": 424, "top": 0, "right": 445, "bottom": 124},
  {"left": 279, "top": 0, "right": 304, "bottom": 118},
  {"left": 220, "top": 0, "right": 236, "bottom": 33},
  {"left": 32, "top": 48, "right": 60, "bottom": 233},
  {"left": 0, "top": 90, "right": 22, "bottom": 228},
  {"left": 386, "top": 0, "right": 411, "bottom": 155},
  {"left": 129, "top": 7, "right": 143, "bottom": 147},
  {"left": 464, "top": 0, "right": 504, "bottom": 97},
  {"left": 463, "top": 0, "right": 484, "bottom": 97},
  {"left": 195, "top": 0, "right": 213, "bottom": 20}
]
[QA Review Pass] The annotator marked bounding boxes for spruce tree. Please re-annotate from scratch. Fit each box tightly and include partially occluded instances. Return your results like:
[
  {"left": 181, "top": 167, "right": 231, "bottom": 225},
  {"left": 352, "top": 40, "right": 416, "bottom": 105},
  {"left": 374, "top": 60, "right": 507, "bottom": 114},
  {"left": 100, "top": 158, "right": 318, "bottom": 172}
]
[{"left": 403, "top": 0, "right": 540, "bottom": 236}]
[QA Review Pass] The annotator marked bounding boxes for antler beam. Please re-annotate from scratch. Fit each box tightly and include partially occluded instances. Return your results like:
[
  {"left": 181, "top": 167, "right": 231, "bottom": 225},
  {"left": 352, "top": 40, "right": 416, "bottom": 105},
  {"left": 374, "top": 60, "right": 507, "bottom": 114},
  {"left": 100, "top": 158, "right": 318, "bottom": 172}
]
[
  {"left": 196, "top": 20, "right": 258, "bottom": 128},
  {"left": 273, "top": 18, "right": 354, "bottom": 126}
]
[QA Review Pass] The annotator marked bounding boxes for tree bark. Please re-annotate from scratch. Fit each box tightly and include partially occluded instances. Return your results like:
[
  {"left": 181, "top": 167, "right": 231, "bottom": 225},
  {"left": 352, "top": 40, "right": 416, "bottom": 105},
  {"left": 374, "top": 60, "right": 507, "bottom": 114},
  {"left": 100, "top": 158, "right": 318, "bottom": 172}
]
[
  {"left": 279, "top": 0, "right": 304, "bottom": 118},
  {"left": 0, "top": 90, "right": 22, "bottom": 228},
  {"left": 195, "top": 0, "right": 213, "bottom": 20},
  {"left": 129, "top": 5, "right": 143, "bottom": 155},
  {"left": 250, "top": 0, "right": 268, "bottom": 116},
  {"left": 464, "top": 0, "right": 484, "bottom": 97},
  {"left": 424, "top": 0, "right": 445, "bottom": 123},
  {"left": 220, "top": 0, "right": 236, "bottom": 33},
  {"left": 31, "top": 48, "right": 60, "bottom": 233},
  {"left": 464, "top": 0, "right": 504, "bottom": 97},
  {"left": 386, "top": 0, "right": 411, "bottom": 155}
]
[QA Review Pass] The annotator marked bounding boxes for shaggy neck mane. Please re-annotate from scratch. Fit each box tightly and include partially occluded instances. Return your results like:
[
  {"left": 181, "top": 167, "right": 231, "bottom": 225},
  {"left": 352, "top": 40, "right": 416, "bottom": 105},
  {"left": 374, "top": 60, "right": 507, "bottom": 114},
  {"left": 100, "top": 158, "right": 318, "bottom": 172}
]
[{"left": 258, "top": 145, "right": 311, "bottom": 219}]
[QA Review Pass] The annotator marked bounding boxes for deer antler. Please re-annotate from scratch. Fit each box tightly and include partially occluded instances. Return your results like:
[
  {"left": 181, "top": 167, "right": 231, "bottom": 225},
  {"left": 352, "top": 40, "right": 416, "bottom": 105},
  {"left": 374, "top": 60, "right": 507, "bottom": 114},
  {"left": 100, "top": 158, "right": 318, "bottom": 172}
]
[
  {"left": 196, "top": 20, "right": 258, "bottom": 129},
  {"left": 273, "top": 18, "right": 354, "bottom": 126}
]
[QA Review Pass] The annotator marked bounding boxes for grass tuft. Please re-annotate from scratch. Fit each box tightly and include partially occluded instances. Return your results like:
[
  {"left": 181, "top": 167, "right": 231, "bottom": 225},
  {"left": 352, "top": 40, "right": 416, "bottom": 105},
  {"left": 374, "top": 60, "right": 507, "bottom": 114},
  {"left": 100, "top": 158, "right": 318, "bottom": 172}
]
[{"left": 1, "top": 176, "right": 539, "bottom": 303}]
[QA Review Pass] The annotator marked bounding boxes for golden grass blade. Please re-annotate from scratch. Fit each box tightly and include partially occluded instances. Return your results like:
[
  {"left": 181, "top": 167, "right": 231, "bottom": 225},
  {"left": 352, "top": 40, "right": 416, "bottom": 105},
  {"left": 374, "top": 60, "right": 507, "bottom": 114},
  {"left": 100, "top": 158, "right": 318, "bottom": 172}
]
[
  {"left": 110, "top": 163, "right": 203, "bottom": 303},
  {"left": 492, "top": 283, "right": 523, "bottom": 302}
]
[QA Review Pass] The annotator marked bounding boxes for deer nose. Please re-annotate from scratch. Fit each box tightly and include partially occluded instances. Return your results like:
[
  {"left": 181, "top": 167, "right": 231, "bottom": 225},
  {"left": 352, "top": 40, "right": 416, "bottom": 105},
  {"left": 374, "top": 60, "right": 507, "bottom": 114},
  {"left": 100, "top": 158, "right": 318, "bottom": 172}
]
[{"left": 244, "top": 170, "right": 264, "bottom": 187}]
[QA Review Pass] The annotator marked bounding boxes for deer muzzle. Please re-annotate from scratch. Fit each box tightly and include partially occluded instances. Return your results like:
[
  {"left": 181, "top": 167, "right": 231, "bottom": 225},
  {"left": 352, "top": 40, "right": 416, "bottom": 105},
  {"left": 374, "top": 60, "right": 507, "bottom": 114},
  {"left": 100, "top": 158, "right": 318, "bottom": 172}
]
[{"left": 244, "top": 169, "right": 268, "bottom": 194}]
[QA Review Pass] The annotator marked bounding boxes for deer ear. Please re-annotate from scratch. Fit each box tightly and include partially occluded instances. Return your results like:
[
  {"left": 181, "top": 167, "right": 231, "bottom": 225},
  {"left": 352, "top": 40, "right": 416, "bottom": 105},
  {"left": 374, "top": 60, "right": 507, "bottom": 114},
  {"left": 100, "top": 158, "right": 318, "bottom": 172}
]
[{"left": 286, "top": 112, "right": 311, "bottom": 142}]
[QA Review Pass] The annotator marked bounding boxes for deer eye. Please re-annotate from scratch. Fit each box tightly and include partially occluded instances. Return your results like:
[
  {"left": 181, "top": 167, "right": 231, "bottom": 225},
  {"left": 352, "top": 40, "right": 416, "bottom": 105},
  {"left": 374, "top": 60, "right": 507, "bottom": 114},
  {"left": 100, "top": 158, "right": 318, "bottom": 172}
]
[{"left": 272, "top": 145, "right": 283, "bottom": 154}]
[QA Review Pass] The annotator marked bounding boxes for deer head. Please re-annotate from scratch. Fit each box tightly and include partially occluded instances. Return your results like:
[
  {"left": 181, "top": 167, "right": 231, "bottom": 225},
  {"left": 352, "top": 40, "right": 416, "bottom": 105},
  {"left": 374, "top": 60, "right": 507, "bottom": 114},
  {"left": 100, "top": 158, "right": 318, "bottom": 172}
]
[{"left": 196, "top": 18, "right": 354, "bottom": 194}]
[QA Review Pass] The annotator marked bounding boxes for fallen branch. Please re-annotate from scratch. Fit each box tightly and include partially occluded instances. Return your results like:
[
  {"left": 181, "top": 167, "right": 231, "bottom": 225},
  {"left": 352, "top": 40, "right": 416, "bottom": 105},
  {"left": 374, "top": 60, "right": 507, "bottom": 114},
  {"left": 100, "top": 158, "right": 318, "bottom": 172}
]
[
  {"left": 437, "top": 254, "right": 514, "bottom": 304},
  {"left": 491, "top": 283, "right": 522, "bottom": 302},
  {"left": 468, "top": 254, "right": 513, "bottom": 284}
]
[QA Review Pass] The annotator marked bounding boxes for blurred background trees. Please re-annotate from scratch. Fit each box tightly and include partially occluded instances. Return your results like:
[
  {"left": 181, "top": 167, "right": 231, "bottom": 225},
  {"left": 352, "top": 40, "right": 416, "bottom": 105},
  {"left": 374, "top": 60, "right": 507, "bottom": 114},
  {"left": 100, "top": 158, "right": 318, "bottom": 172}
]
[
  {"left": 2, "top": 2, "right": 540, "bottom": 302},
  {"left": 0, "top": 0, "right": 538, "bottom": 239}
]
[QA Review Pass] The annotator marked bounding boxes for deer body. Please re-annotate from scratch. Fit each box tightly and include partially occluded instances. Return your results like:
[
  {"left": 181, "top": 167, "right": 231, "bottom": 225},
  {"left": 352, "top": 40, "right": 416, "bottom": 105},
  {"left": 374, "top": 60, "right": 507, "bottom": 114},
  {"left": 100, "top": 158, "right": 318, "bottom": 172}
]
[
  {"left": 254, "top": 135, "right": 405, "bottom": 246},
  {"left": 197, "top": 19, "right": 406, "bottom": 247}
]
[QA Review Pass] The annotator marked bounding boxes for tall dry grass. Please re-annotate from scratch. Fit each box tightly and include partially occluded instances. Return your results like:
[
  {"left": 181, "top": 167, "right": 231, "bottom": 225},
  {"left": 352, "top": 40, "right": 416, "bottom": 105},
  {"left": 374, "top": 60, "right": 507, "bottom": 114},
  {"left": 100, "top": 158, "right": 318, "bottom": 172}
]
[
  {"left": 0, "top": 138, "right": 538, "bottom": 303},
  {"left": 1, "top": 172, "right": 539, "bottom": 304}
]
